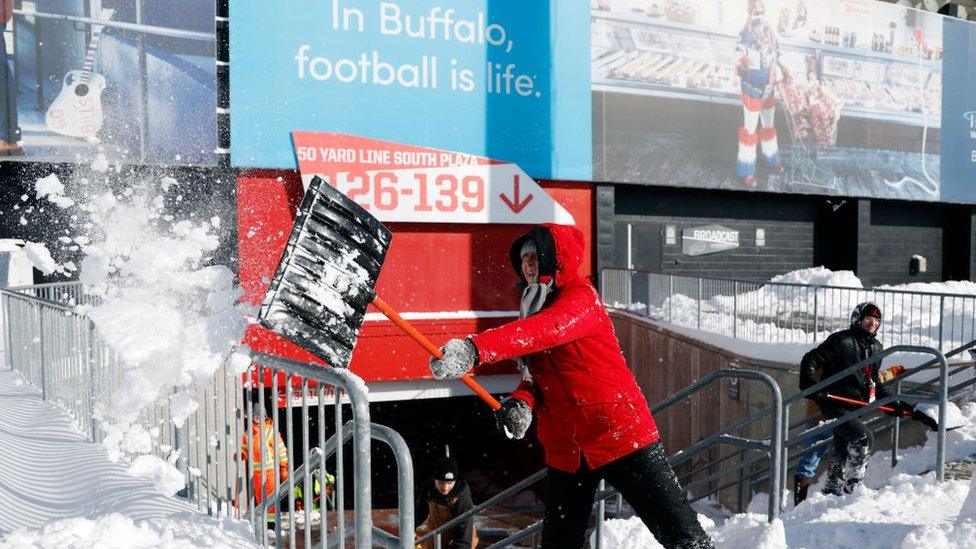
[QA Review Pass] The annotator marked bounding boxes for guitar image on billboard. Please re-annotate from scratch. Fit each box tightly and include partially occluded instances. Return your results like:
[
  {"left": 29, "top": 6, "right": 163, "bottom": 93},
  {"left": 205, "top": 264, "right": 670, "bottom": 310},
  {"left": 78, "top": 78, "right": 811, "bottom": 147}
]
[{"left": 45, "top": 9, "right": 114, "bottom": 139}]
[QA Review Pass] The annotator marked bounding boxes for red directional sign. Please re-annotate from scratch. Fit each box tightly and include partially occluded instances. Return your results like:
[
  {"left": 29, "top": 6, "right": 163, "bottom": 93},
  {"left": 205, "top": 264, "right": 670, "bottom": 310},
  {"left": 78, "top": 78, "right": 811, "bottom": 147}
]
[{"left": 292, "top": 132, "right": 574, "bottom": 225}]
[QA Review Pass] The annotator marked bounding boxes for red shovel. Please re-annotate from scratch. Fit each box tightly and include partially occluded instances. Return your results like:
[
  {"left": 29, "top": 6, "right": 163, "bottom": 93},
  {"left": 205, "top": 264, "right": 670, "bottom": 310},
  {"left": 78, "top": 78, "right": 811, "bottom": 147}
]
[{"left": 826, "top": 394, "right": 912, "bottom": 417}]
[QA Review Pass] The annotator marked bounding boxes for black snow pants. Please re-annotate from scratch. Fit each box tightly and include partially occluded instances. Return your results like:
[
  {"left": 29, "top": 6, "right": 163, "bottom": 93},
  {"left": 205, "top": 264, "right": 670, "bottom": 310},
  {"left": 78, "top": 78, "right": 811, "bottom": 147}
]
[
  {"left": 541, "top": 441, "right": 713, "bottom": 549},
  {"left": 831, "top": 416, "right": 873, "bottom": 479}
]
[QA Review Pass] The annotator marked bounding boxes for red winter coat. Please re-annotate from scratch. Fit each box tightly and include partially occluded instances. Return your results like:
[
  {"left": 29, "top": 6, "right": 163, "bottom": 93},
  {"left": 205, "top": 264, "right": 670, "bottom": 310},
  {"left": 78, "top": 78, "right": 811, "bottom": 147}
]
[{"left": 470, "top": 224, "right": 659, "bottom": 472}]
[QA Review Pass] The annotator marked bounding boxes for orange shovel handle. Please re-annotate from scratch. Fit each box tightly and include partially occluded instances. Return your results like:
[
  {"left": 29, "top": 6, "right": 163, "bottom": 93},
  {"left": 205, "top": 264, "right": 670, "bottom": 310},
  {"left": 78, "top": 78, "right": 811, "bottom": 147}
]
[{"left": 371, "top": 296, "right": 502, "bottom": 410}]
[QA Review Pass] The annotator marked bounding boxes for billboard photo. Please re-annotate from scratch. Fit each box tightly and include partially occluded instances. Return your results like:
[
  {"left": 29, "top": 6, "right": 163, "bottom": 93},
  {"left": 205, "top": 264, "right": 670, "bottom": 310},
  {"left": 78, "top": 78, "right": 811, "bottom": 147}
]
[
  {"left": 592, "top": 0, "right": 955, "bottom": 202},
  {"left": 2, "top": 0, "right": 216, "bottom": 165}
]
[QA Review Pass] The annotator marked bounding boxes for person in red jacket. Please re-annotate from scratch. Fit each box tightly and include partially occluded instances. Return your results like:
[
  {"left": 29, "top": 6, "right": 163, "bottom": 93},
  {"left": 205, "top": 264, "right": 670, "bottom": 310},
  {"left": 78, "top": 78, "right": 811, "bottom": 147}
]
[{"left": 429, "top": 224, "right": 713, "bottom": 549}]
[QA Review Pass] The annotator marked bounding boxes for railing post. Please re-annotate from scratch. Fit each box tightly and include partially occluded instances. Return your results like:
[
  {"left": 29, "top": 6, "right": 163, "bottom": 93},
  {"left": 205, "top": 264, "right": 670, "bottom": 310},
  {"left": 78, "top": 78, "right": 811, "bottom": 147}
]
[
  {"left": 668, "top": 274, "right": 674, "bottom": 323},
  {"left": 736, "top": 449, "right": 745, "bottom": 513},
  {"left": 174, "top": 386, "right": 190, "bottom": 496},
  {"left": 812, "top": 288, "right": 819, "bottom": 342},
  {"left": 732, "top": 281, "right": 738, "bottom": 339},
  {"left": 891, "top": 380, "right": 902, "bottom": 467},
  {"left": 85, "top": 320, "right": 99, "bottom": 443},
  {"left": 697, "top": 278, "right": 702, "bottom": 330},
  {"left": 937, "top": 295, "right": 945, "bottom": 352},
  {"left": 595, "top": 479, "right": 605, "bottom": 549},
  {"left": 781, "top": 407, "right": 789, "bottom": 511},
  {"left": 38, "top": 308, "right": 47, "bottom": 400}
]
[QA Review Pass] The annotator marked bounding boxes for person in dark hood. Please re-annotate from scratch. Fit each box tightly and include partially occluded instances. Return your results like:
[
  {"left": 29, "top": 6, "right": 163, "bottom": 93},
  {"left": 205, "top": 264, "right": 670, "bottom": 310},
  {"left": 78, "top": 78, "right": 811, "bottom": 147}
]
[
  {"left": 415, "top": 455, "right": 477, "bottom": 549},
  {"left": 429, "top": 224, "right": 713, "bottom": 549},
  {"left": 799, "top": 302, "right": 935, "bottom": 496}
]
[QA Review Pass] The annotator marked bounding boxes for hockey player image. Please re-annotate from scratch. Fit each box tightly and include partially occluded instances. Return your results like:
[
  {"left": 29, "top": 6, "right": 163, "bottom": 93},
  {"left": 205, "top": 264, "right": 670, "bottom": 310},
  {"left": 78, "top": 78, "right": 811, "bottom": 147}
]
[
  {"left": 428, "top": 224, "right": 713, "bottom": 549},
  {"left": 736, "top": 0, "right": 791, "bottom": 186}
]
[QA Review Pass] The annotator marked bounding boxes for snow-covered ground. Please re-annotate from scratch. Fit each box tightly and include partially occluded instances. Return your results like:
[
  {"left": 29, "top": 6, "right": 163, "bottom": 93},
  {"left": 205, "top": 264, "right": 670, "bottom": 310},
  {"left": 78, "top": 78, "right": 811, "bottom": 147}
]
[
  {"left": 0, "top": 369, "right": 256, "bottom": 548},
  {"left": 603, "top": 403, "right": 976, "bottom": 548}
]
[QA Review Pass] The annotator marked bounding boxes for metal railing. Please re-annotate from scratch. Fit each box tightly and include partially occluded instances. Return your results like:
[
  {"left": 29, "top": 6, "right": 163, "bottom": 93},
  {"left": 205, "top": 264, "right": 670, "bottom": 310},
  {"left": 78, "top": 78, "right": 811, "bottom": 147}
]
[
  {"left": 487, "top": 338, "right": 960, "bottom": 546},
  {"left": 747, "top": 340, "right": 975, "bottom": 493},
  {"left": 602, "top": 268, "right": 976, "bottom": 352},
  {"left": 449, "top": 368, "right": 784, "bottom": 549},
  {"left": 1, "top": 283, "right": 415, "bottom": 549}
]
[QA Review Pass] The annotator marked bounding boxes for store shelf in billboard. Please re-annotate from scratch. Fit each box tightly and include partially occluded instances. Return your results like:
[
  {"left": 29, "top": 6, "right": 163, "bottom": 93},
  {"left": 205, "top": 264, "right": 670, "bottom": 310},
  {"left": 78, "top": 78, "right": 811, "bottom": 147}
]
[
  {"left": 593, "top": 49, "right": 941, "bottom": 127},
  {"left": 593, "top": 77, "right": 940, "bottom": 128},
  {"left": 592, "top": 9, "right": 942, "bottom": 70}
]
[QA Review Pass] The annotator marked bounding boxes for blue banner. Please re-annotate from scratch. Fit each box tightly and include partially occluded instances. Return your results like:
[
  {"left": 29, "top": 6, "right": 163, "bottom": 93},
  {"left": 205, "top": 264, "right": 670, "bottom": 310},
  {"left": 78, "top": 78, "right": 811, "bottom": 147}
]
[
  {"left": 229, "top": 0, "right": 591, "bottom": 180},
  {"left": 941, "top": 18, "right": 976, "bottom": 204}
]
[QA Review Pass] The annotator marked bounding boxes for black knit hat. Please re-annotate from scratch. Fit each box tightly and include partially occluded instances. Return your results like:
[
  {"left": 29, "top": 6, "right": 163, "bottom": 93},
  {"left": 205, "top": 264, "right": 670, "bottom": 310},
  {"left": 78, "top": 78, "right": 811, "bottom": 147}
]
[{"left": 433, "top": 455, "right": 458, "bottom": 482}]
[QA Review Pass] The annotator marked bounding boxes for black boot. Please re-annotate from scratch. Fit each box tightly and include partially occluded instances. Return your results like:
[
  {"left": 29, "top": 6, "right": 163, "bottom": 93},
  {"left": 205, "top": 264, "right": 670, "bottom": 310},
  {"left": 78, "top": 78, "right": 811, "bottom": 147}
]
[
  {"left": 794, "top": 475, "right": 813, "bottom": 505},
  {"left": 821, "top": 457, "right": 845, "bottom": 496}
]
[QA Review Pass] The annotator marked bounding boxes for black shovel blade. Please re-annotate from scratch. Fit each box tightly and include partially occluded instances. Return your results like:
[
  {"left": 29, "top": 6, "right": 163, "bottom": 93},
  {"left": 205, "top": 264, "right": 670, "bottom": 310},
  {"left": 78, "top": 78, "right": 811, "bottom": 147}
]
[{"left": 258, "top": 176, "right": 392, "bottom": 368}]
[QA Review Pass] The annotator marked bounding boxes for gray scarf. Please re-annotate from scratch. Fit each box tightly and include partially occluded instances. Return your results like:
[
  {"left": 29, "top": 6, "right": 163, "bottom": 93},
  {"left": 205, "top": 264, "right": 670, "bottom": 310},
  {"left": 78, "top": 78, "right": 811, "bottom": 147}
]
[{"left": 516, "top": 281, "right": 553, "bottom": 379}]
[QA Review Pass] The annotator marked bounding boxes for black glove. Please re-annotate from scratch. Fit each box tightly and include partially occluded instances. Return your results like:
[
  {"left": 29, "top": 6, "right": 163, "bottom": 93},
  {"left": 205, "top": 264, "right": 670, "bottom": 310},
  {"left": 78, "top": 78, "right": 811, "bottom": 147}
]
[
  {"left": 495, "top": 397, "right": 532, "bottom": 440},
  {"left": 805, "top": 391, "right": 829, "bottom": 404},
  {"left": 429, "top": 339, "right": 478, "bottom": 380},
  {"left": 911, "top": 409, "right": 940, "bottom": 431}
]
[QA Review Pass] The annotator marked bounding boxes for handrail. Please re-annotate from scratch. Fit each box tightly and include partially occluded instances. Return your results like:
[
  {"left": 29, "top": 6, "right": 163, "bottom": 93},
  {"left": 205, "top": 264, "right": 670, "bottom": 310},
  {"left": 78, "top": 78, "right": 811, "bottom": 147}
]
[
  {"left": 255, "top": 421, "right": 415, "bottom": 549},
  {"left": 250, "top": 352, "right": 374, "bottom": 548},
  {"left": 0, "top": 288, "right": 76, "bottom": 312},
  {"left": 601, "top": 267, "right": 976, "bottom": 301},
  {"left": 786, "top": 344, "right": 948, "bottom": 479},
  {"left": 415, "top": 468, "right": 548, "bottom": 545},
  {"left": 12, "top": 9, "right": 217, "bottom": 41},
  {"left": 655, "top": 369, "right": 783, "bottom": 521}
]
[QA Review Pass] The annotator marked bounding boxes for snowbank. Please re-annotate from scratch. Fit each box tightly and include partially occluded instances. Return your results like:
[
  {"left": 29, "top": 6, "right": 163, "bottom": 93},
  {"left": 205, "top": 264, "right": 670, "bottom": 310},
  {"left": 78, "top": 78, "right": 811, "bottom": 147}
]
[
  {"left": 603, "top": 403, "right": 976, "bottom": 548},
  {"left": 0, "top": 513, "right": 255, "bottom": 548},
  {"left": 614, "top": 266, "right": 976, "bottom": 352},
  {"left": 0, "top": 370, "right": 255, "bottom": 546}
]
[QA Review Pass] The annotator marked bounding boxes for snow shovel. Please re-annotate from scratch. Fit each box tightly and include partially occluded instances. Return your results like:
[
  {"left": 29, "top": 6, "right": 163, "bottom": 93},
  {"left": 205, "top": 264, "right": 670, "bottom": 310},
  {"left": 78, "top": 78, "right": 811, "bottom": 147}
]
[
  {"left": 826, "top": 394, "right": 964, "bottom": 431},
  {"left": 258, "top": 176, "right": 501, "bottom": 410}
]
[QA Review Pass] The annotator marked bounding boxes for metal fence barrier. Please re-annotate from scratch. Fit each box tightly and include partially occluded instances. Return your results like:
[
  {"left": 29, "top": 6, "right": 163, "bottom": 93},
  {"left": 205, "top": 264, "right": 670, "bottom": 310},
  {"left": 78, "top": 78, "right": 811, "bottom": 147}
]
[
  {"left": 455, "top": 368, "right": 784, "bottom": 549},
  {"left": 602, "top": 268, "right": 976, "bottom": 352},
  {"left": 1, "top": 283, "right": 416, "bottom": 549}
]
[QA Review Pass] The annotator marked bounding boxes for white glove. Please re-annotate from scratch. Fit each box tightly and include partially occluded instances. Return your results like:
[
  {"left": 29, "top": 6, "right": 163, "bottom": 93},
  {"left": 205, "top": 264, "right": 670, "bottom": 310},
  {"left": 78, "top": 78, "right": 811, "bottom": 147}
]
[{"left": 429, "top": 339, "right": 478, "bottom": 380}]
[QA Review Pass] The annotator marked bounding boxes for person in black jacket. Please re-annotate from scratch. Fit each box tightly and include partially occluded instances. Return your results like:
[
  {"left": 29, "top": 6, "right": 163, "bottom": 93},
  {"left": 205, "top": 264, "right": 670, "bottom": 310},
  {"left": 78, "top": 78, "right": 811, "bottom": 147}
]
[
  {"left": 415, "top": 455, "right": 477, "bottom": 549},
  {"left": 799, "top": 302, "right": 895, "bottom": 495}
]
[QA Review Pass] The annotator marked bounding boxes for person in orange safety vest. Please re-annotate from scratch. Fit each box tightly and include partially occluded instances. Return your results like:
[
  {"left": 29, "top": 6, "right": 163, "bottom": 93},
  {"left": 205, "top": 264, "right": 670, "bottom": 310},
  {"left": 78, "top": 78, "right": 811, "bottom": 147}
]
[{"left": 239, "top": 401, "right": 289, "bottom": 515}]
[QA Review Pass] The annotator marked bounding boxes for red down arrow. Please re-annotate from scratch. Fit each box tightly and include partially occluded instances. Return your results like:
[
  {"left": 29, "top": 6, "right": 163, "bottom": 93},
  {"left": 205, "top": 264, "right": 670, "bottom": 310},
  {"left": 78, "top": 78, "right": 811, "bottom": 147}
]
[{"left": 499, "top": 174, "right": 534, "bottom": 214}]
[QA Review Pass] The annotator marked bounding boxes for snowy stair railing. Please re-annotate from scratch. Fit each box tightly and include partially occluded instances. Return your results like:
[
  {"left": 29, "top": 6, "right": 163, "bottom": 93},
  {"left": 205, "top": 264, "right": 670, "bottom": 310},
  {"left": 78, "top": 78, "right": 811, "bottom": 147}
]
[
  {"left": 0, "top": 282, "right": 416, "bottom": 549},
  {"left": 0, "top": 284, "right": 102, "bottom": 439},
  {"left": 650, "top": 369, "right": 784, "bottom": 521},
  {"left": 245, "top": 351, "right": 416, "bottom": 549},
  {"left": 746, "top": 338, "right": 976, "bottom": 493},
  {"left": 414, "top": 468, "right": 548, "bottom": 549},
  {"left": 251, "top": 421, "right": 414, "bottom": 549},
  {"left": 783, "top": 345, "right": 950, "bottom": 486},
  {"left": 600, "top": 268, "right": 976, "bottom": 352},
  {"left": 486, "top": 368, "right": 785, "bottom": 549}
]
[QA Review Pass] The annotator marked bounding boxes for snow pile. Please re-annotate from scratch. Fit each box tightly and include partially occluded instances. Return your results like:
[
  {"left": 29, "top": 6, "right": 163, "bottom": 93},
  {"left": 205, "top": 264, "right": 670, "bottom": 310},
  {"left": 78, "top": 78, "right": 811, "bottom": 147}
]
[
  {"left": 619, "top": 267, "right": 976, "bottom": 350},
  {"left": 864, "top": 403, "right": 976, "bottom": 486},
  {"left": 0, "top": 512, "right": 255, "bottom": 548},
  {"left": 770, "top": 266, "right": 863, "bottom": 288},
  {"left": 604, "top": 403, "right": 976, "bottom": 548},
  {"left": 26, "top": 173, "right": 250, "bottom": 464},
  {"left": 127, "top": 456, "right": 185, "bottom": 497},
  {"left": 0, "top": 370, "right": 255, "bottom": 545}
]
